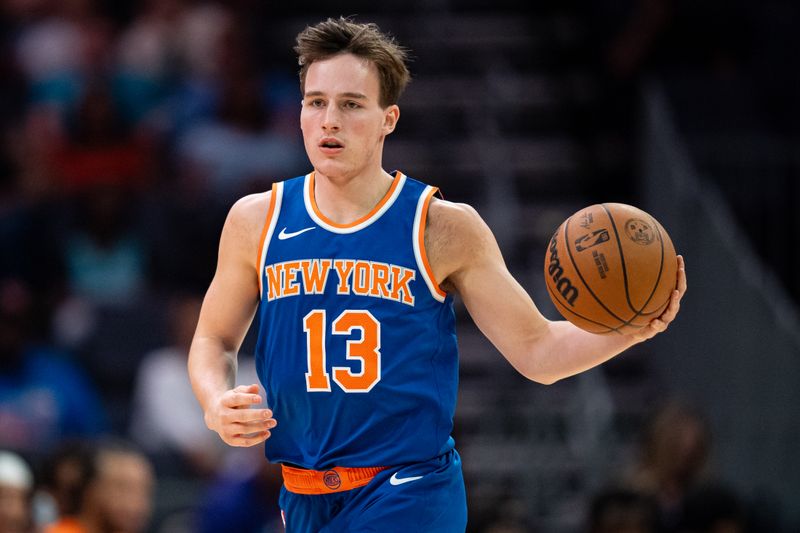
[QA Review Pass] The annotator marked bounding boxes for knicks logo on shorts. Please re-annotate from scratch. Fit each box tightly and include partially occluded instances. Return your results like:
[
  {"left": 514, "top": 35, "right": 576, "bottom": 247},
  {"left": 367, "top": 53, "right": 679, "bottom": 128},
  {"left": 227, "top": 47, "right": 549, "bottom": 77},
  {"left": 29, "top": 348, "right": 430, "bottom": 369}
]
[{"left": 323, "top": 470, "right": 342, "bottom": 490}]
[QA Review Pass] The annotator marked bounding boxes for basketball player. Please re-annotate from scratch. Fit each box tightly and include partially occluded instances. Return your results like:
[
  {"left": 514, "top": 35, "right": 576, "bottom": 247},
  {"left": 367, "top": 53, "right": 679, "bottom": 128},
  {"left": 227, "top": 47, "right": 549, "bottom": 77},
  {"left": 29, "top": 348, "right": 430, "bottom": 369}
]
[{"left": 188, "top": 17, "right": 687, "bottom": 532}]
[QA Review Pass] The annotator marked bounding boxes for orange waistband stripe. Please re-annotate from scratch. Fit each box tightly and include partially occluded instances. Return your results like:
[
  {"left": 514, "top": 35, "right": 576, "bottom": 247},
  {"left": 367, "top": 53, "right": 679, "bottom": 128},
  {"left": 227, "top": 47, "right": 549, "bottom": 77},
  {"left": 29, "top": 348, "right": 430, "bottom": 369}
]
[{"left": 281, "top": 464, "right": 389, "bottom": 495}]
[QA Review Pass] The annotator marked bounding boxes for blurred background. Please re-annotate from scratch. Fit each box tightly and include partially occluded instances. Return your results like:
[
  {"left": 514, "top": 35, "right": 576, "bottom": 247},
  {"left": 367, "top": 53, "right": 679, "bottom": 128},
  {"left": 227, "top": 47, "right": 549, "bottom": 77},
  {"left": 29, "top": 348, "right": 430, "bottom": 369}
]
[{"left": 1, "top": 0, "right": 798, "bottom": 532}]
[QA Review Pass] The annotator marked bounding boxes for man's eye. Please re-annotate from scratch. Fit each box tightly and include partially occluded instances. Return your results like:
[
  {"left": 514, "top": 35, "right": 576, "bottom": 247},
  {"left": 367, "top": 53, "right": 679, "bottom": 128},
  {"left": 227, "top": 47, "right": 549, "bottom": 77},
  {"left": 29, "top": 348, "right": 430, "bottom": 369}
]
[{"left": 344, "top": 101, "right": 360, "bottom": 109}]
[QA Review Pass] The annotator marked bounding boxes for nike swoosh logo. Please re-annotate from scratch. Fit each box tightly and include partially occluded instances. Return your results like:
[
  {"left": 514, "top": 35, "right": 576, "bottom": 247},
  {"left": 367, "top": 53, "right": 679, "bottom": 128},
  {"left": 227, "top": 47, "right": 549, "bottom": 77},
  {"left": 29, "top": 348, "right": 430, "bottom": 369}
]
[
  {"left": 278, "top": 226, "right": 316, "bottom": 240},
  {"left": 389, "top": 472, "right": 423, "bottom": 486}
]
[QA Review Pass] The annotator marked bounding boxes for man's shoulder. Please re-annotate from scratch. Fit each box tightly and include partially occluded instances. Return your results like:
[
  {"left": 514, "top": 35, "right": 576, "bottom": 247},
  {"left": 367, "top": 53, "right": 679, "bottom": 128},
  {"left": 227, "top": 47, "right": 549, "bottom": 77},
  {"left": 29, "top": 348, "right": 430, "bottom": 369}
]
[
  {"left": 231, "top": 190, "right": 272, "bottom": 216},
  {"left": 227, "top": 190, "right": 272, "bottom": 232},
  {"left": 426, "top": 198, "right": 485, "bottom": 241},
  {"left": 425, "top": 198, "right": 492, "bottom": 288},
  {"left": 227, "top": 173, "right": 304, "bottom": 225},
  {"left": 217, "top": 190, "right": 274, "bottom": 260}
]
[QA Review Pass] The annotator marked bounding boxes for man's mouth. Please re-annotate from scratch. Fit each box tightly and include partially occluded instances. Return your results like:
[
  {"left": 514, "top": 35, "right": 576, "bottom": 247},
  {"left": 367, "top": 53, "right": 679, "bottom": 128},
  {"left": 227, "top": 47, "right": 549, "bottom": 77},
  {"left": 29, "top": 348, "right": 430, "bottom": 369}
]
[{"left": 319, "top": 138, "right": 343, "bottom": 149}]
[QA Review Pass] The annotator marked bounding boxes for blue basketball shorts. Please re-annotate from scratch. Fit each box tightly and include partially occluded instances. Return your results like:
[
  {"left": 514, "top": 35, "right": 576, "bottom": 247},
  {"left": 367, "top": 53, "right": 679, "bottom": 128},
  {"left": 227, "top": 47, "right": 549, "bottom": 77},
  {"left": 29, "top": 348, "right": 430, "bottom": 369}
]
[{"left": 278, "top": 449, "right": 467, "bottom": 532}]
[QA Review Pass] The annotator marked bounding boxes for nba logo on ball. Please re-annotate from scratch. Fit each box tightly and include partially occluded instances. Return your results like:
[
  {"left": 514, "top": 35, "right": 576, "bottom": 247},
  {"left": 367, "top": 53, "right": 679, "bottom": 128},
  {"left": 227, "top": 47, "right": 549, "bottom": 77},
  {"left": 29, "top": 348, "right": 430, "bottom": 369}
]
[{"left": 544, "top": 203, "right": 677, "bottom": 334}]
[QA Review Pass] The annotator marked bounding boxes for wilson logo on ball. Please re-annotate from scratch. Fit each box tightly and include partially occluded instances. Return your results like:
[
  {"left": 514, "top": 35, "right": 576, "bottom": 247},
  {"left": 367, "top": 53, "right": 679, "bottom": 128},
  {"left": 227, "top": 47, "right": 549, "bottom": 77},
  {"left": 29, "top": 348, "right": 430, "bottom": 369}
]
[{"left": 547, "top": 235, "right": 579, "bottom": 306}]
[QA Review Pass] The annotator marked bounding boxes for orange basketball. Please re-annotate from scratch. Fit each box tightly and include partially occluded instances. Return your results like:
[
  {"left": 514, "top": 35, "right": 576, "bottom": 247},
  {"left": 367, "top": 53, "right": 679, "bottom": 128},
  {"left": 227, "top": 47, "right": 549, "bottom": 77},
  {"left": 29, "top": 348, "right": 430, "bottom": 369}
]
[{"left": 543, "top": 203, "right": 677, "bottom": 334}]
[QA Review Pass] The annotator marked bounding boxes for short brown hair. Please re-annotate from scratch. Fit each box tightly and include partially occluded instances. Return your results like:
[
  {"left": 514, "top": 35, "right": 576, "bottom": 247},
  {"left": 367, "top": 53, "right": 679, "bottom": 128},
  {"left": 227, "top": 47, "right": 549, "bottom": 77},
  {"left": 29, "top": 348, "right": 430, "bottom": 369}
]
[{"left": 295, "top": 17, "right": 411, "bottom": 108}]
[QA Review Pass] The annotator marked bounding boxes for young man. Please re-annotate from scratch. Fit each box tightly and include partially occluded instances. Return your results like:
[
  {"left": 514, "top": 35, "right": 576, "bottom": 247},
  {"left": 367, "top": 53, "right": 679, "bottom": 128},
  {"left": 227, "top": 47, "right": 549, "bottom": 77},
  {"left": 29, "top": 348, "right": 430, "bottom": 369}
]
[{"left": 188, "top": 17, "right": 687, "bottom": 532}]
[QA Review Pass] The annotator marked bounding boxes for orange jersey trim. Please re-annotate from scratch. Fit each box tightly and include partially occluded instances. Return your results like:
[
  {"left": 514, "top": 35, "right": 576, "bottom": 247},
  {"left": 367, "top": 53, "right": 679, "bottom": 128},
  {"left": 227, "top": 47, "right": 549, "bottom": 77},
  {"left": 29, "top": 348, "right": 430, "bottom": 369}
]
[
  {"left": 256, "top": 183, "right": 278, "bottom": 295},
  {"left": 308, "top": 171, "right": 402, "bottom": 229},
  {"left": 43, "top": 518, "right": 86, "bottom": 533},
  {"left": 418, "top": 187, "right": 447, "bottom": 299},
  {"left": 281, "top": 464, "right": 388, "bottom": 495}
]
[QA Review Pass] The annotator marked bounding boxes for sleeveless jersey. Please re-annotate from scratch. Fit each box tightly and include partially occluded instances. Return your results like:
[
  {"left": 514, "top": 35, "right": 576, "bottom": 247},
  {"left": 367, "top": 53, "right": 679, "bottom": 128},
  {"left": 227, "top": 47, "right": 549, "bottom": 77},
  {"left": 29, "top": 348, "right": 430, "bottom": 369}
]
[{"left": 254, "top": 171, "right": 459, "bottom": 470}]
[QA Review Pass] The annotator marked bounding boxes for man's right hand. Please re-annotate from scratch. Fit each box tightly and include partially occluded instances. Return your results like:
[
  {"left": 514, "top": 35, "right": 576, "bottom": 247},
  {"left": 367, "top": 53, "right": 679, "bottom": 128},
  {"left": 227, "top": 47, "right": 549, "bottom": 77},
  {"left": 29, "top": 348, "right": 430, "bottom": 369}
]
[{"left": 204, "top": 384, "right": 277, "bottom": 447}]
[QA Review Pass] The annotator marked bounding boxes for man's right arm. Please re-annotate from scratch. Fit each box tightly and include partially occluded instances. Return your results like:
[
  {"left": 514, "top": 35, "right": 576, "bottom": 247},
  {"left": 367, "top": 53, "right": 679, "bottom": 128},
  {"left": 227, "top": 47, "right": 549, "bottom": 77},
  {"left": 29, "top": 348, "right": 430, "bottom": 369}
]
[{"left": 188, "top": 192, "right": 277, "bottom": 447}]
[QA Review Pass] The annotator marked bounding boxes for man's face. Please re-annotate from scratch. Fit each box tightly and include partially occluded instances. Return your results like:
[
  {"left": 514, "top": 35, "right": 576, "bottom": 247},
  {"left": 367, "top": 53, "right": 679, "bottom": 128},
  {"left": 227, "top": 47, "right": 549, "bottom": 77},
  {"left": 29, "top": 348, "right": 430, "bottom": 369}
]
[
  {"left": 0, "top": 485, "right": 30, "bottom": 533},
  {"left": 300, "top": 53, "right": 398, "bottom": 181},
  {"left": 96, "top": 452, "right": 154, "bottom": 533}
]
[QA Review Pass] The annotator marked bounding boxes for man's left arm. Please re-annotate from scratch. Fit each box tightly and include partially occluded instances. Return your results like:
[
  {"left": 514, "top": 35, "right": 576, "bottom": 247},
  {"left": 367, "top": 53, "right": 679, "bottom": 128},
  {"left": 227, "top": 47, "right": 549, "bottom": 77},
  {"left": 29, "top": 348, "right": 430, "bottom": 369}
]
[{"left": 426, "top": 199, "right": 687, "bottom": 384}]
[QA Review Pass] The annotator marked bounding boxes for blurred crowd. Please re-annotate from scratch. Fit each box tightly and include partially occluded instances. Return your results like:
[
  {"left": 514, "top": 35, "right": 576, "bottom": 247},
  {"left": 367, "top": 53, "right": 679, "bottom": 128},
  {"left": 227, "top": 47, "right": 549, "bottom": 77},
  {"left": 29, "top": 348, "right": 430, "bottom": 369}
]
[
  {"left": 0, "top": 0, "right": 306, "bottom": 305},
  {"left": 475, "top": 400, "right": 777, "bottom": 533},
  {"left": 0, "top": 0, "right": 789, "bottom": 532},
  {"left": 1, "top": 0, "right": 303, "bottom": 531}
]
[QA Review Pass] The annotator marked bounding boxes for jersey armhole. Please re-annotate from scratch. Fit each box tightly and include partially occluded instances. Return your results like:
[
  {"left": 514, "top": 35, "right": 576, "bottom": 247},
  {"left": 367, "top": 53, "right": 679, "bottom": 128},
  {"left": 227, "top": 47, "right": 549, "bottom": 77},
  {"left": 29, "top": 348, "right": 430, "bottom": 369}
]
[
  {"left": 413, "top": 186, "right": 447, "bottom": 303},
  {"left": 256, "top": 182, "right": 283, "bottom": 297}
]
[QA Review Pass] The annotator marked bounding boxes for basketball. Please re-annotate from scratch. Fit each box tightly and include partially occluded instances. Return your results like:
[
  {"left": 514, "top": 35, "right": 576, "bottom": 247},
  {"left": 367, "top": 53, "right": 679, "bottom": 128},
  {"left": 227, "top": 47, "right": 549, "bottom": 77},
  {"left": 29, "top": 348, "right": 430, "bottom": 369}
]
[{"left": 544, "top": 203, "right": 677, "bottom": 334}]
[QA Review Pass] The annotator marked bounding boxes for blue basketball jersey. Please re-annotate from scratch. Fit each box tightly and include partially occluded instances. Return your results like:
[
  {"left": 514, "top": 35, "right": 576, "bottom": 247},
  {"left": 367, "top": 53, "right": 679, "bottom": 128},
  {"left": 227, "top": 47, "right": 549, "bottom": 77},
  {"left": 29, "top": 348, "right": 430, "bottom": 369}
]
[{"left": 255, "top": 171, "right": 459, "bottom": 470}]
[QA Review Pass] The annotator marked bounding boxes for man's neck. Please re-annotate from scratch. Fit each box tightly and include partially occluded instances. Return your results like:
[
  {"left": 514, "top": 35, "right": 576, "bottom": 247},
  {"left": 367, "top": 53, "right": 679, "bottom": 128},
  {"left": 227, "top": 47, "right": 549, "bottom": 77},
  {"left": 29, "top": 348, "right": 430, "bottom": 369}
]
[{"left": 313, "top": 169, "right": 396, "bottom": 225}]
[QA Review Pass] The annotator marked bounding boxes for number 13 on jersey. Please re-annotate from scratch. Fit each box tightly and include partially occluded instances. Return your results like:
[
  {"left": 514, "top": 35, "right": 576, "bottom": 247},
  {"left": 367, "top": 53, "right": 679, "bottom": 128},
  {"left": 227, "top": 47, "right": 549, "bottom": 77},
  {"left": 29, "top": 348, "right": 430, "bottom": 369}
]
[{"left": 303, "top": 309, "right": 381, "bottom": 393}]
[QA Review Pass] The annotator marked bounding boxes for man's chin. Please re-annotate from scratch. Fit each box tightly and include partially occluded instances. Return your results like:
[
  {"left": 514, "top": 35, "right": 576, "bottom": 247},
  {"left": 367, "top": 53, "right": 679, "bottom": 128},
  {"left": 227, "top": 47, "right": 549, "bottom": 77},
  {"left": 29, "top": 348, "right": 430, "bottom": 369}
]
[{"left": 314, "top": 161, "right": 352, "bottom": 180}]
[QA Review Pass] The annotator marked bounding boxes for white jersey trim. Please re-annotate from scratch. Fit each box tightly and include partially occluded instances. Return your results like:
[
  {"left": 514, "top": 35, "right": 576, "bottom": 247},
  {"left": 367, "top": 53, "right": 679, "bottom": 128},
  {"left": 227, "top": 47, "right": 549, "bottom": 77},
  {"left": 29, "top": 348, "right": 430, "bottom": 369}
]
[
  {"left": 413, "top": 185, "right": 446, "bottom": 303},
  {"left": 258, "top": 181, "right": 283, "bottom": 298}
]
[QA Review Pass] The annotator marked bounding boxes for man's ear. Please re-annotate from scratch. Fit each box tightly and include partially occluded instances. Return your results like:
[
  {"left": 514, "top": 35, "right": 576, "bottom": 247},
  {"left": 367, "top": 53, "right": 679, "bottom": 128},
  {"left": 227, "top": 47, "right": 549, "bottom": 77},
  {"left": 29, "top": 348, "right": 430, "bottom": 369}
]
[{"left": 382, "top": 105, "right": 400, "bottom": 135}]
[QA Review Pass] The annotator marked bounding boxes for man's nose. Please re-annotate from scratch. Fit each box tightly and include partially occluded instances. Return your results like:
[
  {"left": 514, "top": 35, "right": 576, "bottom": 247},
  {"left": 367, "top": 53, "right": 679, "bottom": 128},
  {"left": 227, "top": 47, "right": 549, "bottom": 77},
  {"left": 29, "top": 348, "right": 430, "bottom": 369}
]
[{"left": 322, "top": 105, "right": 341, "bottom": 130}]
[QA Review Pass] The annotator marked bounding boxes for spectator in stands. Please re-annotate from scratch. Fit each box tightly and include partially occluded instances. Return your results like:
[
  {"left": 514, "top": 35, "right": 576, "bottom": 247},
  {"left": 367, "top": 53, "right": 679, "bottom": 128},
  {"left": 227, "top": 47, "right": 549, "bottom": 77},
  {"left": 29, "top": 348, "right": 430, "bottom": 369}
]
[
  {"left": 129, "top": 292, "right": 261, "bottom": 475},
  {"left": 112, "top": 0, "right": 187, "bottom": 127},
  {"left": 0, "top": 277, "right": 107, "bottom": 454},
  {"left": 9, "top": 0, "right": 118, "bottom": 200},
  {"left": 175, "top": 15, "right": 304, "bottom": 202},
  {"left": 11, "top": 0, "right": 113, "bottom": 115},
  {"left": 35, "top": 440, "right": 96, "bottom": 530},
  {"left": 58, "top": 183, "right": 150, "bottom": 304},
  {"left": 40, "top": 79, "right": 155, "bottom": 307},
  {"left": 622, "top": 400, "right": 729, "bottom": 531},
  {"left": 0, "top": 450, "right": 34, "bottom": 533},
  {"left": 128, "top": 293, "right": 223, "bottom": 475},
  {"left": 155, "top": 2, "right": 232, "bottom": 137},
  {"left": 628, "top": 402, "right": 709, "bottom": 494},
  {"left": 49, "top": 80, "right": 154, "bottom": 194},
  {"left": 43, "top": 440, "right": 155, "bottom": 533}
]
